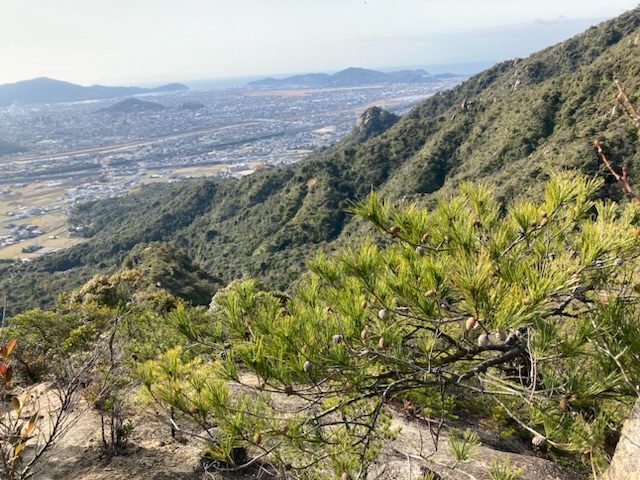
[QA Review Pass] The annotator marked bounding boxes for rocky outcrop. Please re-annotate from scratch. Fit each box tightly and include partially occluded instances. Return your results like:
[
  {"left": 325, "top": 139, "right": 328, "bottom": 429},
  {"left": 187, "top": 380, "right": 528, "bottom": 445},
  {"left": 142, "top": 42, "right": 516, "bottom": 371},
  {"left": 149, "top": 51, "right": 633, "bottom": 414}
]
[
  {"left": 354, "top": 106, "right": 400, "bottom": 141},
  {"left": 602, "top": 398, "right": 640, "bottom": 480}
]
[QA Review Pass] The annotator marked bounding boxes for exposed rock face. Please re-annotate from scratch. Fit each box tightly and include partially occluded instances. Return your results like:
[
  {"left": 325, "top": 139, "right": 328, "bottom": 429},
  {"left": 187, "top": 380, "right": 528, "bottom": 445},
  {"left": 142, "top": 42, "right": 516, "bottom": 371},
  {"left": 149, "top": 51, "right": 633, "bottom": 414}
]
[
  {"left": 602, "top": 398, "right": 640, "bottom": 480},
  {"left": 354, "top": 106, "right": 400, "bottom": 141}
]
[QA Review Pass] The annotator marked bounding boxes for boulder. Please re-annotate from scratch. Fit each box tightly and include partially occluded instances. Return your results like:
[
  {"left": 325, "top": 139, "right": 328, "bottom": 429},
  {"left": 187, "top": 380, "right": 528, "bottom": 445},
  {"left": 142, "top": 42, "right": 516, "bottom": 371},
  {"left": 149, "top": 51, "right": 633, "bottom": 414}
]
[{"left": 602, "top": 398, "right": 640, "bottom": 480}]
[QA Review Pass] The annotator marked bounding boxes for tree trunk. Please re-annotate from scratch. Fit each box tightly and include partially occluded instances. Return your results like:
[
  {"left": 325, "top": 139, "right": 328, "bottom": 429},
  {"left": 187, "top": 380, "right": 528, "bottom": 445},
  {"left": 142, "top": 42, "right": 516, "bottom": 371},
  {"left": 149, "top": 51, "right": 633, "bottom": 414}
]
[{"left": 602, "top": 398, "right": 640, "bottom": 479}]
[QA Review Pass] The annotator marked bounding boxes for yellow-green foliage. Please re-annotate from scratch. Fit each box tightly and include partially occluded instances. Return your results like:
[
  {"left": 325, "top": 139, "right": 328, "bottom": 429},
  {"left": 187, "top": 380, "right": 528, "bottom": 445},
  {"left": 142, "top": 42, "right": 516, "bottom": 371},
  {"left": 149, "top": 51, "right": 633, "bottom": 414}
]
[
  {"left": 140, "top": 172, "right": 640, "bottom": 477},
  {"left": 488, "top": 456, "right": 523, "bottom": 480}
]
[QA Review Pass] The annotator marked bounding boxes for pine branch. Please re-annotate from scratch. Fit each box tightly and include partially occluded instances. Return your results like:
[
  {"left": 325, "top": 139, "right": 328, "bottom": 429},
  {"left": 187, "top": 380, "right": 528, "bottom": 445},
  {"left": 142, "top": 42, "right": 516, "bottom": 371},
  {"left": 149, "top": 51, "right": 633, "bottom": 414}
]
[{"left": 454, "top": 346, "right": 526, "bottom": 382}]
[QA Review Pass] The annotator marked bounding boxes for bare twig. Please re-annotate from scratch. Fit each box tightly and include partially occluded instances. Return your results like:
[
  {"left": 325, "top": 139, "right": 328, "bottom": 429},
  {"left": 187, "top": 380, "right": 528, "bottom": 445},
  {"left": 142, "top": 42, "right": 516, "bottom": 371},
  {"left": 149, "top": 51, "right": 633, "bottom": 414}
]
[
  {"left": 492, "top": 397, "right": 563, "bottom": 449},
  {"left": 615, "top": 78, "right": 640, "bottom": 130},
  {"left": 594, "top": 140, "right": 640, "bottom": 206},
  {"left": 595, "top": 79, "right": 640, "bottom": 205}
]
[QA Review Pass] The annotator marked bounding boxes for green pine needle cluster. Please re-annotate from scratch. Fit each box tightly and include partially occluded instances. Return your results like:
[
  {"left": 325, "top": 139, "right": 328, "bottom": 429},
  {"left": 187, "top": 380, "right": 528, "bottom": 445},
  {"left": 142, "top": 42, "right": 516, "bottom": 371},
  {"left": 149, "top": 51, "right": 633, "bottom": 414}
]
[{"left": 128, "top": 172, "right": 640, "bottom": 477}]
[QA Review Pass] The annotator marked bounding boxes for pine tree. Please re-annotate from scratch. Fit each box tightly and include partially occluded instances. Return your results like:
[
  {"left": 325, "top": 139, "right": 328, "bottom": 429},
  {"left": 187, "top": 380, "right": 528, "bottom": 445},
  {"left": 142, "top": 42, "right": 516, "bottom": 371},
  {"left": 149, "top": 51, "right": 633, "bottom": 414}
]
[{"left": 140, "top": 172, "right": 640, "bottom": 478}]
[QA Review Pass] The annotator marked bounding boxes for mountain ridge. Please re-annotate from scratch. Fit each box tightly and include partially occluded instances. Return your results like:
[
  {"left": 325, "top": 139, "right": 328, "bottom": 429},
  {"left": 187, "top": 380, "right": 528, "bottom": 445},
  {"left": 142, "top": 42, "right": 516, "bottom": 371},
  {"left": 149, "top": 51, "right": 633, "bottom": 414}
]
[
  {"left": 247, "top": 67, "right": 450, "bottom": 88},
  {"left": 0, "top": 77, "right": 188, "bottom": 107}
]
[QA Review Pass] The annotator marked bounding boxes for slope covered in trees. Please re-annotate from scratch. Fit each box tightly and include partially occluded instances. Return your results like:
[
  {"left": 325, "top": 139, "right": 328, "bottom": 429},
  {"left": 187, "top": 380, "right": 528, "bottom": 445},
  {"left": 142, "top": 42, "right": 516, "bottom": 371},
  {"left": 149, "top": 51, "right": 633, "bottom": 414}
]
[
  {"left": 1, "top": 8, "right": 640, "bottom": 317},
  {"left": 5, "top": 171, "right": 640, "bottom": 478},
  {"left": 3, "top": 8, "right": 640, "bottom": 480},
  {"left": 0, "top": 139, "right": 27, "bottom": 155}
]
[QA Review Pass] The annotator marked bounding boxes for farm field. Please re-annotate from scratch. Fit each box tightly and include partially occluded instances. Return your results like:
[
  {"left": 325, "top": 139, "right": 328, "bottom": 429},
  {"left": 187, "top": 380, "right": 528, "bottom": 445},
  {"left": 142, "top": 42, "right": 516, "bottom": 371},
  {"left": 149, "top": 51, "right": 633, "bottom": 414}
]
[{"left": 0, "top": 162, "right": 264, "bottom": 261}]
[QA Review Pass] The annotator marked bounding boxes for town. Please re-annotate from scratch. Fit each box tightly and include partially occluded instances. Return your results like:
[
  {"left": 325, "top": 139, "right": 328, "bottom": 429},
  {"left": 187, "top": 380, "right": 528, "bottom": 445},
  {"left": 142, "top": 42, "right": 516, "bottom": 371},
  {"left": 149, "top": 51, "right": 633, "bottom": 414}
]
[{"left": 0, "top": 77, "right": 465, "bottom": 258}]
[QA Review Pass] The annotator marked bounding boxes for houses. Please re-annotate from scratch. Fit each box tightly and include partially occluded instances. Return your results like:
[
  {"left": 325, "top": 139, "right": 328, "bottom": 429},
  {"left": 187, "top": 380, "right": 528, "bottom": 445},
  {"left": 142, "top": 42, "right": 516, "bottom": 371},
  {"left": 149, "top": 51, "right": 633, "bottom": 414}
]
[
  {"left": 0, "top": 76, "right": 467, "bottom": 256},
  {"left": 0, "top": 223, "right": 45, "bottom": 249}
]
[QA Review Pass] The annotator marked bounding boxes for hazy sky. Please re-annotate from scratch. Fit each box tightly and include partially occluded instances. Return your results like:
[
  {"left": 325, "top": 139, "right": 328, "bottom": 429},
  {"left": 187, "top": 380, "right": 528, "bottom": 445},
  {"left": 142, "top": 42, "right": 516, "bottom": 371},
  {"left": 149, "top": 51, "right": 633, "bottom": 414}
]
[{"left": 1, "top": 1, "right": 638, "bottom": 86}]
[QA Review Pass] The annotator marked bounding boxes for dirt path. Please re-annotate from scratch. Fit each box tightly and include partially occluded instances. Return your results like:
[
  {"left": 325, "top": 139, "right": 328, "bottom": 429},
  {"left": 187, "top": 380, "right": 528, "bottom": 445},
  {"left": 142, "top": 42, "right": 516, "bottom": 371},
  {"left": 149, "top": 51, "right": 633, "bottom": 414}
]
[{"left": 29, "top": 399, "right": 586, "bottom": 480}]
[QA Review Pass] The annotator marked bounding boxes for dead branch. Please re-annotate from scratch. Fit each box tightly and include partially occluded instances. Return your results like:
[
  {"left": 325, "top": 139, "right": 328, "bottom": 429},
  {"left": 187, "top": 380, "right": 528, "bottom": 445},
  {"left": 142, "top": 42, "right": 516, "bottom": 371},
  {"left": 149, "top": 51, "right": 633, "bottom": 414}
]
[
  {"left": 594, "top": 139, "right": 640, "bottom": 206},
  {"left": 615, "top": 78, "right": 640, "bottom": 130}
]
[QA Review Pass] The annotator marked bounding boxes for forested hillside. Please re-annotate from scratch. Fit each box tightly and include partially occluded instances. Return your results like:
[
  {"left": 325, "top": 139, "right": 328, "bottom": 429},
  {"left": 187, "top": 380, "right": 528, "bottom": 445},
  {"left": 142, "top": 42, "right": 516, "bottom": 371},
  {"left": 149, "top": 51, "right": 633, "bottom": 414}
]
[
  {"left": 1, "top": 8, "right": 640, "bottom": 317},
  {"left": 3, "top": 8, "right": 640, "bottom": 480}
]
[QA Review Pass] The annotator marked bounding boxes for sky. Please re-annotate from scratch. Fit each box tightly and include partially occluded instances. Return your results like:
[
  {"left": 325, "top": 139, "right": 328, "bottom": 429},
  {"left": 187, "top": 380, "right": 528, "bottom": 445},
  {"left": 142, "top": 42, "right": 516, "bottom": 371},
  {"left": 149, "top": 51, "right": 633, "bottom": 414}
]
[{"left": 1, "top": 0, "right": 638, "bottom": 87}]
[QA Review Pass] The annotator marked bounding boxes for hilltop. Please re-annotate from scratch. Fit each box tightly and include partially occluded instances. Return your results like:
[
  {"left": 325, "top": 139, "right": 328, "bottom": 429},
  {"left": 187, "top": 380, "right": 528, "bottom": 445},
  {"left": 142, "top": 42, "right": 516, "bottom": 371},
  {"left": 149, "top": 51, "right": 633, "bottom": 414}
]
[
  {"left": 177, "top": 101, "right": 205, "bottom": 110},
  {"left": 96, "top": 97, "right": 166, "bottom": 114},
  {"left": 0, "top": 77, "right": 188, "bottom": 107},
  {"left": 1, "top": 8, "right": 640, "bottom": 316}
]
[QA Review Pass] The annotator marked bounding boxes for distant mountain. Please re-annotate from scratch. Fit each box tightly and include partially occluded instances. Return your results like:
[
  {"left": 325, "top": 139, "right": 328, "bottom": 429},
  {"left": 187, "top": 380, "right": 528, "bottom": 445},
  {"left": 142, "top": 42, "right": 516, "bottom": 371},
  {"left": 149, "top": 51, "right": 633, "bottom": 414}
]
[
  {"left": 0, "top": 77, "right": 188, "bottom": 107},
  {"left": 247, "top": 67, "right": 443, "bottom": 88},
  {"left": 96, "top": 98, "right": 166, "bottom": 114}
]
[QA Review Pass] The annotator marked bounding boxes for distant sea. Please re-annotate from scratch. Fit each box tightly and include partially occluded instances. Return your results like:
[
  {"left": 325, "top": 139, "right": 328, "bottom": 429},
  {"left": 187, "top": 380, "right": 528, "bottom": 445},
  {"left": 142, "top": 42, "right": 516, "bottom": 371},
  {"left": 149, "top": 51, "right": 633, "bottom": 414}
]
[{"left": 184, "top": 61, "right": 494, "bottom": 91}]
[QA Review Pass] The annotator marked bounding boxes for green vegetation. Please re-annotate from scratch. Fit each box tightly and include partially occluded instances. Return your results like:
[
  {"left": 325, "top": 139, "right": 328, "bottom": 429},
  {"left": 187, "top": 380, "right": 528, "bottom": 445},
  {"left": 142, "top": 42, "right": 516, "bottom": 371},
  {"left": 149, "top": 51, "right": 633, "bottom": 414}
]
[
  {"left": 1, "top": 8, "right": 640, "bottom": 479},
  {"left": 448, "top": 428, "right": 480, "bottom": 463},
  {"left": 5, "top": 170, "right": 639, "bottom": 478},
  {"left": 96, "top": 97, "right": 166, "bottom": 113},
  {"left": 0, "top": 267, "right": 199, "bottom": 479},
  {"left": 135, "top": 173, "right": 638, "bottom": 477},
  {"left": 488, "top": 456, "right": 523, "bottom": 480},
  {"left": 2, "top": 9, "right": 640, "bottom": 317}
]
